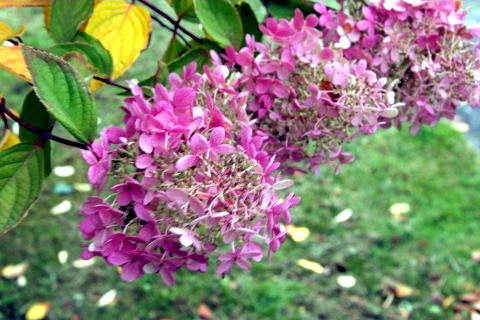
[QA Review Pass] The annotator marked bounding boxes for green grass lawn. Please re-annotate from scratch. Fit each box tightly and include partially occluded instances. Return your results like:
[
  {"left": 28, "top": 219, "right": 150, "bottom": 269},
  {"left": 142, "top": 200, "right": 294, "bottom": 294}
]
[{"left": 1, "top": 120, "right": 479, "bottom": 320}]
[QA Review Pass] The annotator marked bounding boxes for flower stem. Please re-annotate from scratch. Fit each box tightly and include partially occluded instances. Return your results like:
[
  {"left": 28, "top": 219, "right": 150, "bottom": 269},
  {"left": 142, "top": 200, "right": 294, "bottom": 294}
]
[
  {"left": 137, "top": 0, "right": 203, "bottom": 44},
  {"left": 0, "top": 97, "right": 89, "bottom": 150}
]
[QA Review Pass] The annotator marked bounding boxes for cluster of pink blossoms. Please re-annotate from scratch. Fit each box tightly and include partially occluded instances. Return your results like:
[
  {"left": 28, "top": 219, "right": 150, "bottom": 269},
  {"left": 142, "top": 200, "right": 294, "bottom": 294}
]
[
  {"left": 80, "top": 70, "right": 300, "bottom": 285},
  {"left": 315, "top": 0, "right": 480, "bottom": 133},
  {"left": 79, "top": 1, "right": 480, "bottom": 284},
  {"left": 216, "top": 9, "right": 400, "bottom": 174}
]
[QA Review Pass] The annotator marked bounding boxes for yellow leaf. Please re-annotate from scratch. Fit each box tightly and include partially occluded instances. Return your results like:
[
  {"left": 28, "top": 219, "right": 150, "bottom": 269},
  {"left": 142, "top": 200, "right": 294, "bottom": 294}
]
[
  {"left": 442, "top": 295, "right": 455, "bottom": 309},
  {"left": 389, "top": 202, "right": 411, "bottom": 216},
  {"left": 0, "top": 129, "right": 20, "bottom": 150},
  {"left": 297, "top": 259, "right": 325, "bottom": 274},
  {"left": 286, "top": 225, "right": 310, "bottom": 242},
  {"left": 44, "top": 0, "right": 101, "bottom": 30},
  {"left": 1, "top": 262, "right": 28, "bottom": 279},
  {"left": 85, "top": 0, "right": 151, "bottom": 90},
  {"left": 394, "top": 283, "right": 415, "bottom": 298},
  {"left": 0, "top": 22, "right": 25, "bottom": 43},
  {"left": 0, "top": 45, "right": 32, "bottom": 82},
  {"left": 0, "top": 0, "right": 49, "bottom": 8},
  {"left": 25, "top": 302, "right": 51, "bottom": 320}
]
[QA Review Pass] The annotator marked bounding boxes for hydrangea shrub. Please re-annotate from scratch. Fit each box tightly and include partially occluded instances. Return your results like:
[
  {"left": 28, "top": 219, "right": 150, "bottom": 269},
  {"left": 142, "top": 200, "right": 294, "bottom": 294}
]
[{"left": 0, "top": 0, "right": 479, "bottom": 285}]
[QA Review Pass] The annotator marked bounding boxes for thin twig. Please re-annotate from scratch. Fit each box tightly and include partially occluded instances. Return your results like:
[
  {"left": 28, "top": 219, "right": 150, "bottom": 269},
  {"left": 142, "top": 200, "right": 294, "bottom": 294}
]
[
  {"left": 151, "top": 15, "right": 192, "bottom": 48},
  {"left": 137, "top": 0, "right": 203, "bottom": 44},
  {"left": 0, "top": 98, "right": 88, "bottom": 150},
  {"left": 93, "top": 76, "right": 131, "bottom": 92}
]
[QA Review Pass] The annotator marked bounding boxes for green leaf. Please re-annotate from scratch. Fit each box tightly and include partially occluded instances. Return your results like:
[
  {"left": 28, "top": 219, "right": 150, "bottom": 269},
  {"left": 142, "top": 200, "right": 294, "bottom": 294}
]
[
  {"left": 22, "top": 46, "right": 98, "bottom": 143},
  {"left": 170, "top": 0, "right": 195, "bottom": 19},
  {"left": 194, "top": 0, "right": 243, "bottom": 49},
  {"left": 49, "top": 0, "right": 94, "bottom": 43},
  {"left": 48, "top": 42, "right": 113, "bottom": 77},
  {"left": 0, "top": 143, "right": 44, "bottom": 236},
  {"left": 268, "top": 0, "right": 316, "bottom": 19},
  {"left": 310, "top": 0, "right": 341, "bottom": 10},
  {"left": 163, "top": 38, "right": 188, "bottom": 64},
  {"left": 19, "top": 91, "right": 53, "bottom": 176},
  {"left": 268, "top": 2, "right": 295, "bottom": 19},
  {"left": 168, "top": 46, "right": 210, "bottom": 74},
  {"left": 239, "top": 3, "right": 262, "bottom": 42},
  {"left": 61, "top": 52, "right": 97, "bottom": 83},
  {"left": 243, "top": 0, "right": 268, "bottom": 22}
]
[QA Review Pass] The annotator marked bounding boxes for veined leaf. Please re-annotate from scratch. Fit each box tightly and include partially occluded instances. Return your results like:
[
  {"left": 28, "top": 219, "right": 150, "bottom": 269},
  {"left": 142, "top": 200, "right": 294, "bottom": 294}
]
[
  {"left": 49, "top": 0, "right": 94, "bottom": 43},
  {"left": 168, "top": 46, "right": 209, "bottom": 74},
  {"left": 168, "top": 0, "right": 197, "bottom": 22},
  {"left": 0, "top": 0, "right": 49, "bottom": 8},
  {"left": 85, "top": 0, "right": 152, "bottom": 90},
  {"left": 48, "top": 42, "right": 113, "bottom": 77},
  {"left": 0, "top": 45, "right": 32, "bottom": 82},
  {"left": 243, "top": 0, "right": 267, "bottom": 23},
  {"left": 193, "top": 0, "right": 243, "bottom": 49},
  {"left": 22, "top": 46, "right": 97, "bottom": 143},
  {"left": 62, "top": 51, "right": 97, "bottom": 83},
  {"left": 239, "top": 3, "right": 262, "bottom": 41},
  {"left": 19, "top": 91, "right": 53, "bottom": 175},
  {"left": 0, "top": 21, "right": 25, "bottom": 43},
  {"left": 0, "top": 143, "right": 44, "bottom": 236}
]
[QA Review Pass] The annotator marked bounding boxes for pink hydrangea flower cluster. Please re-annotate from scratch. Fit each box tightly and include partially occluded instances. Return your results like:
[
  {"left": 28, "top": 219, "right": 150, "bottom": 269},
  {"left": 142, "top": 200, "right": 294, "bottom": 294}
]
[
  {"left": 315, "top": 0, "right": 480, "bottom": 134},
  {"left": 216, "top": 9, "right": 399, "bottom": 174},
  {"left": 80, "top": 69, "right": 300, "bottom": 285},
  {"left": 79, "top": 1, "right": 480, "bottom": 285}
]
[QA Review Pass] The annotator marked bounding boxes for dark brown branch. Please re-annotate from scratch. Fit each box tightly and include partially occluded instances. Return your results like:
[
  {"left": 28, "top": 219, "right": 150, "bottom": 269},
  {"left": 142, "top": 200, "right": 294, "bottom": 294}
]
[
  {"left": 137, "top": 0, "right": 203, "bottom": 44},
  {"left": 151, "top": 15, "right": 192, "bottom": 48},
  {"left": 93, "top": 76, "right": 131, "bottom": 92},
  {"left": 0, "top": 98, "right": 89, "bottom": 150}
]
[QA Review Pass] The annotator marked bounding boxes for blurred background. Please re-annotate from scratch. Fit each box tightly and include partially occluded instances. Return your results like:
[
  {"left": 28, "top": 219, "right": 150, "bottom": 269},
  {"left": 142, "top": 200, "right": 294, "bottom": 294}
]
[{"left": 1, "top": 1, "right": 480, "bottom": 319}]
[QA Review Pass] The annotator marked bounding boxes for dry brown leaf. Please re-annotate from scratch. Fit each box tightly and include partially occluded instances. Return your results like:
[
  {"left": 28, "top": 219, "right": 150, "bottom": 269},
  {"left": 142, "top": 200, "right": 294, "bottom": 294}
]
[
  {"left": 1, "top": 262, "right": 28, "bottom": 279},
  {"left": 286, "top": 225, "right": 310, "bottom": 242},
  {"left": 443, "top": 296, "right": 456, "bottom": 309},
  {"left": 197, "top": 303, "right": 213, "bottom": 319},
  {"left": 297, "top": 259, "right": 325, "bottom": 274},
  {"left": 25, "top": 302, "right": 51, "bottom": 320}
]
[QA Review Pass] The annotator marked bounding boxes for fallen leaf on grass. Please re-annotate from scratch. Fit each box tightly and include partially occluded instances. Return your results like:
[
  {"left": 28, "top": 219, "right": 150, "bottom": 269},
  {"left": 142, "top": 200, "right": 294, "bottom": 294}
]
[
  {"left": 390, "top": 202, "right": 411, "bottom": 215},
  {"left": 383, "top": 278, "right": 418, "bottom": 298},
  {"left": 472, "top": 250, "right": 480, "bottom": 263},
  {"left": 286, "top": 225, "right": 310, "bottom": 242},
  {"left": 53, "top": 165, "right": 75, "bottom": 177},
  {"left": 25, "top": 302, "right": 51, "bottom": 320},
  {"left": 197, "top": 303, "right": 213, "bottom": 319},
  {"left": 51, "top": 200, "right": 72, "bottom": 215},
  {"left": 297, "top": 259, "right": 325, "bottom": 274},
  {"left": 17, "top": 275, "right": 27, "bottom": 287},
  {"left": 333, "top": 208, "right": 352, "bottom": 224},
  {"left": 443, "top": 295, "right": 455, "bottom": 309},
  {"left": 97, "top": 289, "right": 117, "bottom": 307},
  {"left": 390, "top": 202, "right": 411, "bottom": 222},
  {"left": 337, "top": 275, "right": 356, "bottom": 288},
  {"left": 72, "top": 259, "right": 95, "bottom": 269},
  {"left": 73, "top": 183, "right": 92, "bottom": 192},
  {"left": 1, "top": 262, "right": 28, "bottom": 279},
  {"left": 58, "top": 250, "right": 69, "bottom": 264}
]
